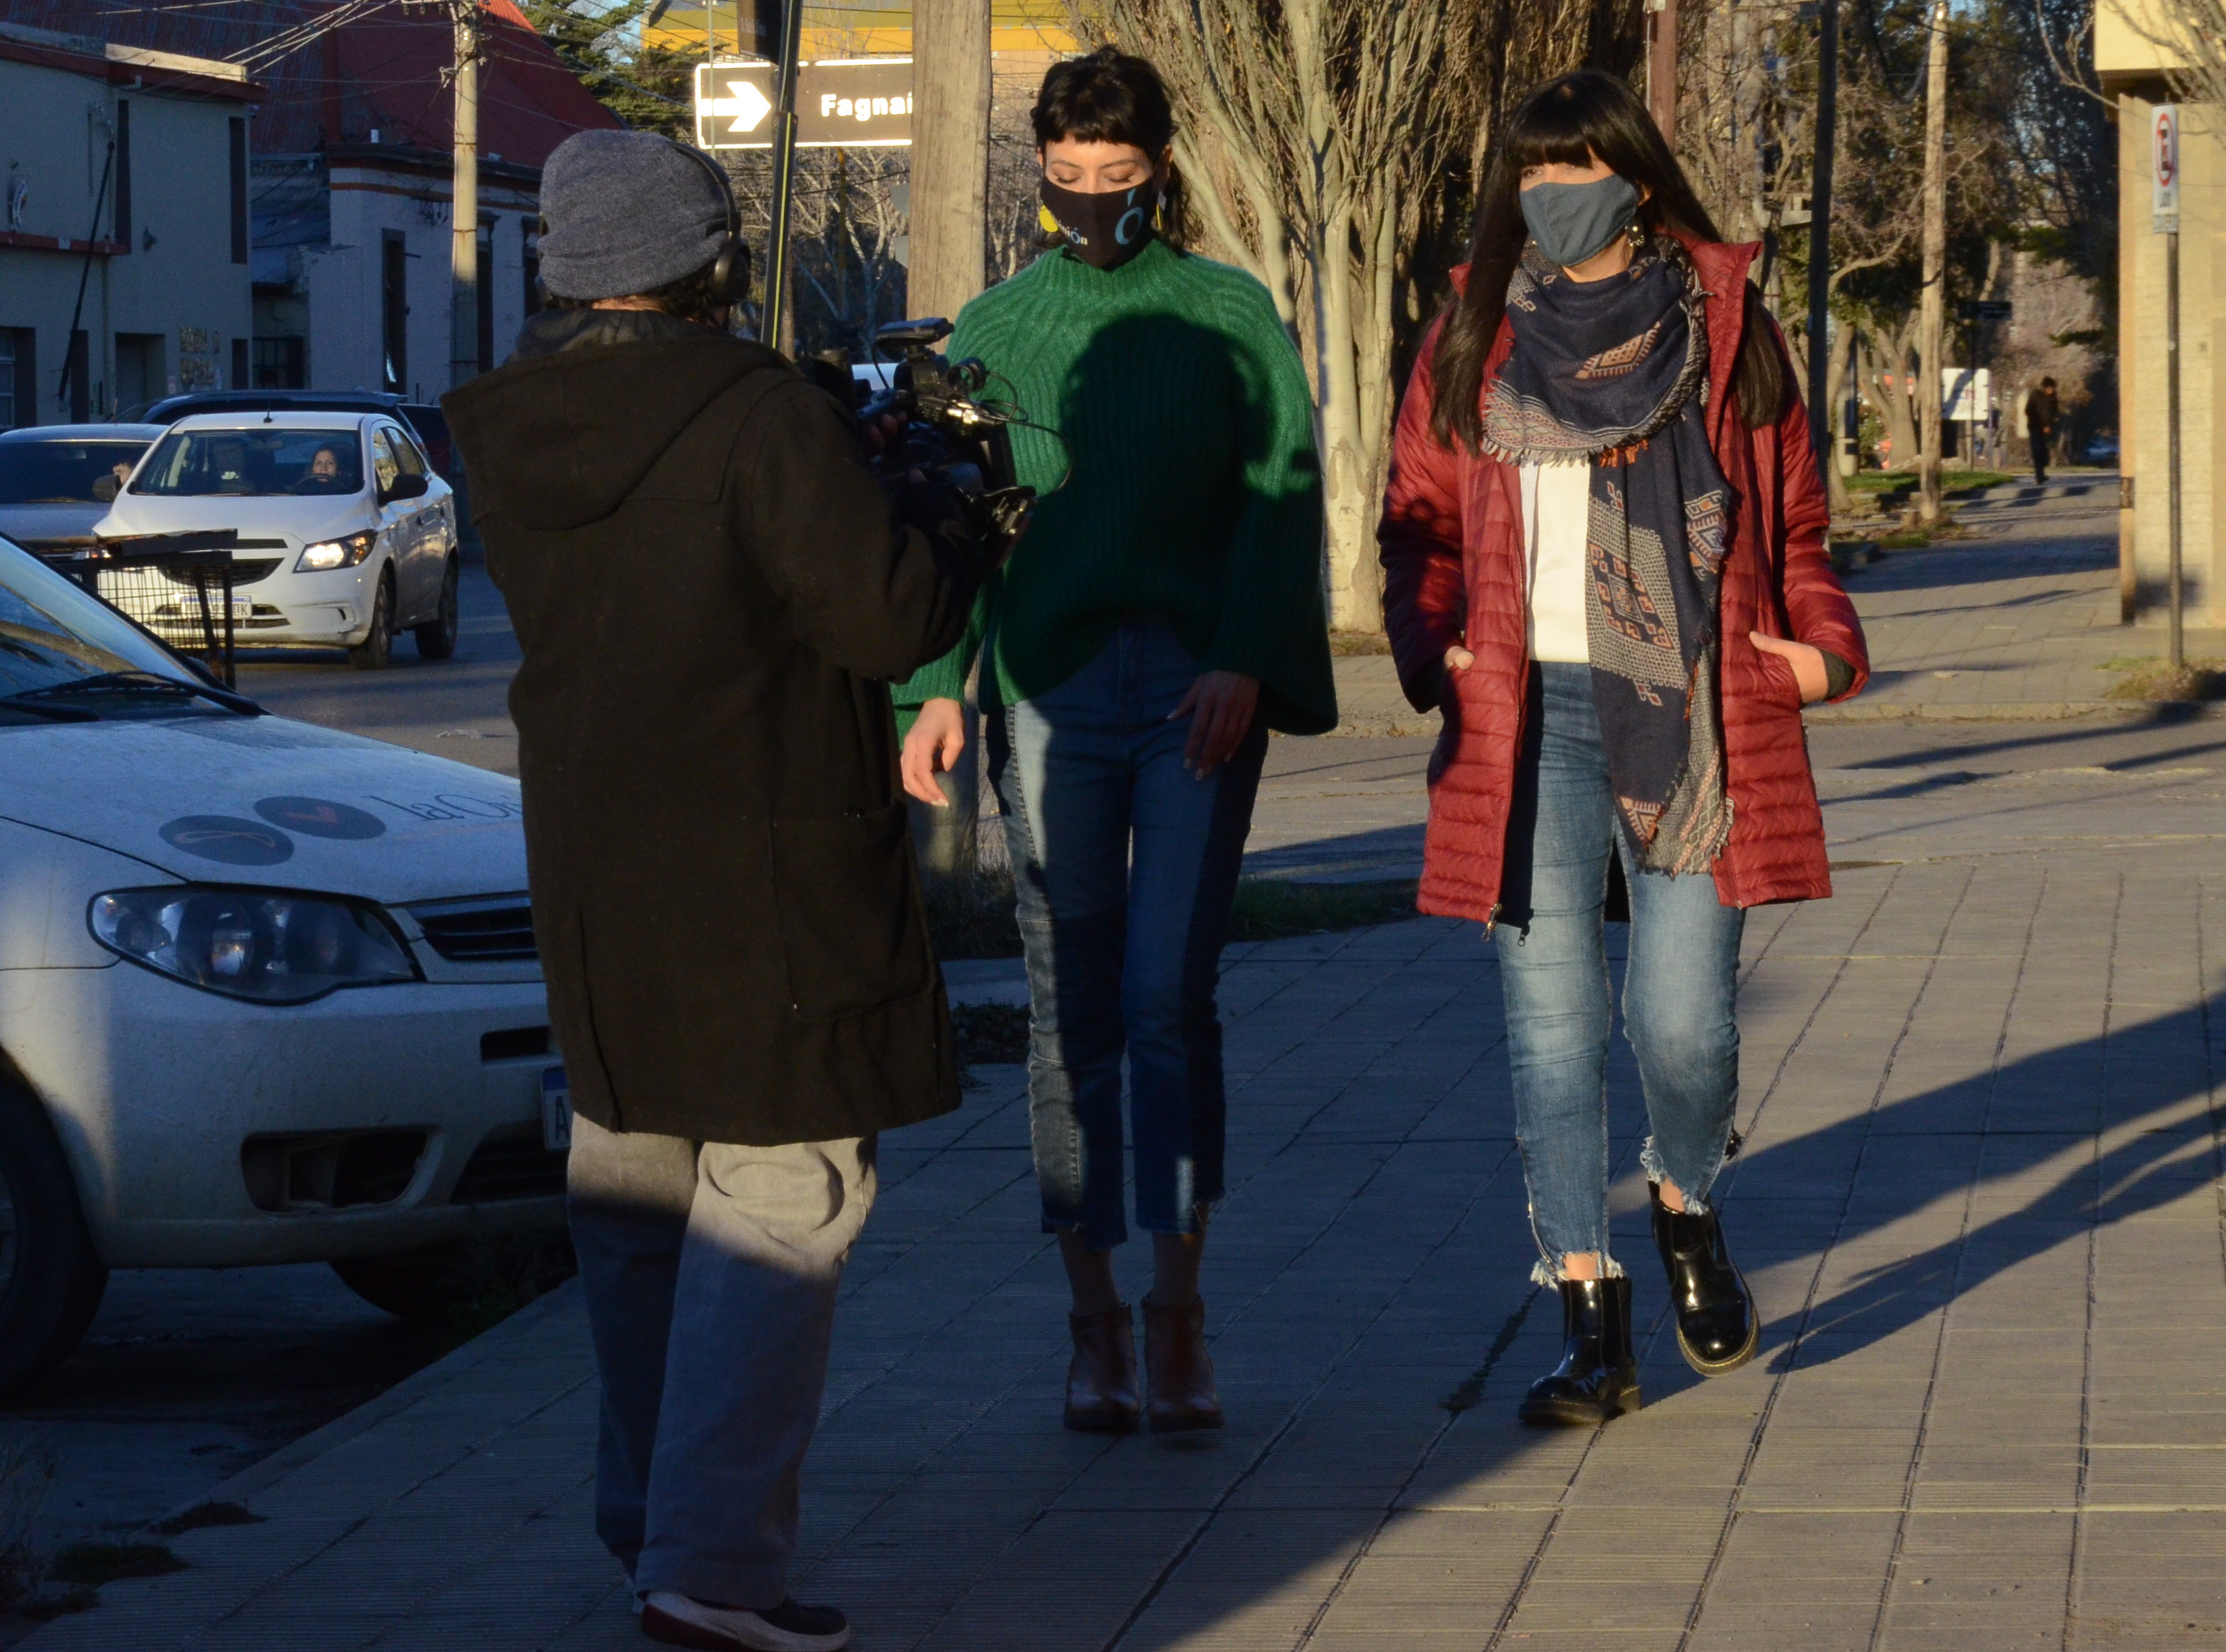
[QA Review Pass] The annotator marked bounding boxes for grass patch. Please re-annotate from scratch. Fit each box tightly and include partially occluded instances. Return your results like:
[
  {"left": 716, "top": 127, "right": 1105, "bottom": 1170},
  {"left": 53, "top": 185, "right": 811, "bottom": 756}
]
[
  {"left": 924, "top": 863, "right": 1021, "bottom": 961},
  {"left": 1328, "top": 631, "right": 1393, "bottom": 656},
  {"left": 2100, "top": 656, "right": 2226, "bottom": 701},
  {"left": 46, "top": 1543, "right": 186, "bottom": 1588},
  {"left": 1227, "top": 877, "right": 1420, "bottom": 941},
  {"left": 421, "top": 1231, "right": 578, "bottom": 1357},
  {"left": 952, "top": 1002, "right": 1029, "bottom": 1068},
  {"left": 1844, "top": 468, "right": 2017, "bottom": 495}
]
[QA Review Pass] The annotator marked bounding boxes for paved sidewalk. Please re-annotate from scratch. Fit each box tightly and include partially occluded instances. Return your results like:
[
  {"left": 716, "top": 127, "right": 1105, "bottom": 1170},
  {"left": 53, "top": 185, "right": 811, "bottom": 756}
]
[{"left": 24, "top": 478, "right": 2226, "bottom": 1651}]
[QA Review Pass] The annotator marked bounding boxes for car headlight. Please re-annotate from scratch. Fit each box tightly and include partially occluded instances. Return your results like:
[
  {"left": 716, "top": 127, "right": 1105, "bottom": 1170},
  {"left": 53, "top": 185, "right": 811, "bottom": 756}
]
[
  {"left": 90, "top": 888, "right": 419, "bottom": 1003},
  {"left": 295, "top": 531, "right": 376, "bottom": 572}
]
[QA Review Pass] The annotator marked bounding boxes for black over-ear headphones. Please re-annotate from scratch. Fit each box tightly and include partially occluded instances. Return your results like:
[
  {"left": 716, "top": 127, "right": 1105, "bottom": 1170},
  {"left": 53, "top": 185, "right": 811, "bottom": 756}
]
[{"left": 669, "top": 139, "right": 750, "bottom": 304}]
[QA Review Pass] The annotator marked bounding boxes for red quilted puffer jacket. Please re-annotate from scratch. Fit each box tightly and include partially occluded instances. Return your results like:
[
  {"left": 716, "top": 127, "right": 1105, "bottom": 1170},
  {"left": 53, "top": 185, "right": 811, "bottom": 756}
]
[{"left": 1378, "top": 236, "right": 1869, "bottom": 923}]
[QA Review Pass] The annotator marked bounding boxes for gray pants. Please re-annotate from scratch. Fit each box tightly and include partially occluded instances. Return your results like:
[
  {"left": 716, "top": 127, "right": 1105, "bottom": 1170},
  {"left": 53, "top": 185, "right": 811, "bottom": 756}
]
[{"left": 567, "top": 1111, "right": 877, "bottom": 1608}]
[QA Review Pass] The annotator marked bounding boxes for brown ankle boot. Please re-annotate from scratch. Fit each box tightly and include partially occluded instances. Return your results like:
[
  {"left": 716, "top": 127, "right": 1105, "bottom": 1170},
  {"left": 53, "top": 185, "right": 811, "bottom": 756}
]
[
  {"left": 1142, "top": 1296, "right": 1224, "bottom": 1433},
  {"left": 1065, "top": 1305, "right": 1141, "bottom": 1432}
]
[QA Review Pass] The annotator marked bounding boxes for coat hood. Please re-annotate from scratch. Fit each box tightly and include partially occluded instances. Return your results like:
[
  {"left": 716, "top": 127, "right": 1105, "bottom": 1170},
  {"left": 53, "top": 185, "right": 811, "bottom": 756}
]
[{"left": 442, "top": 311, "right": 791, "bottom": 532}]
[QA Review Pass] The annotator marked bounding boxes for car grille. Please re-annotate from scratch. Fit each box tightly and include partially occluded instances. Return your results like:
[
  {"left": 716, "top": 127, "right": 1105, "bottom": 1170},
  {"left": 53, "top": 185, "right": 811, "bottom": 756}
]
[
  {"left": 162, "top": 557, "right": 283, "bottom": 586},
  {"left": 451, "top": 1125, "right": 566, "bottom": 1203},
  {"left": 412, "top": 896, "right": 538, "bottom": 963}
]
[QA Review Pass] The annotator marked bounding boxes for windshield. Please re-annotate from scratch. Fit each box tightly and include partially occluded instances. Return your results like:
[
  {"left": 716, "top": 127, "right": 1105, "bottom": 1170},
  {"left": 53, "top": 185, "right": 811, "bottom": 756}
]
[
  {"left": 0, "top": 536, "right": 201, "bottom": 705},
  {"left": 0, "top": 440, "right": 152, "bottom": 506},
  {"left": 133, "top": 428, "right": 364, "bottom": 498}
]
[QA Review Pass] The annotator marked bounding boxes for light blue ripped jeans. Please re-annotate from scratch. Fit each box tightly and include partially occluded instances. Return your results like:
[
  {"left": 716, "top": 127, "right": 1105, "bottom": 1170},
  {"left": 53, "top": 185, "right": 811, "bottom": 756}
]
[
  {"left": 1494, "top": 662, "right": 1745, "bottom": 1283},
  {"left": 988, "top": 618, "right": 1266, "bottom": 1251}
]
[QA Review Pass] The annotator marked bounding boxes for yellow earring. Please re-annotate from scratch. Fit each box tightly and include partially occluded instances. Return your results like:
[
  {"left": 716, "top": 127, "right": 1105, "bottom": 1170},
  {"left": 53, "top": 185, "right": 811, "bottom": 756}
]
[{"left": 1038, "top": 204, "right": 1062, "bottom": 235}]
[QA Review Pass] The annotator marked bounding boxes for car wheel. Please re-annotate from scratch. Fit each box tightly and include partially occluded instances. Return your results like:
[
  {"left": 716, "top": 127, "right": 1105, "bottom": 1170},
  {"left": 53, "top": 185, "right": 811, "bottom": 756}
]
[
  {"left": 0, "top": 1076, "right": 109, "bottom": 1401},
  {"left": 348, "top": 570, "right": 394, "bottom": 671},
  {"left": 329, "top": 1243, "right": 465, "bottom": 1323},
  {"left": 413, "top": 556, "right": 459, "bottom": 661}
]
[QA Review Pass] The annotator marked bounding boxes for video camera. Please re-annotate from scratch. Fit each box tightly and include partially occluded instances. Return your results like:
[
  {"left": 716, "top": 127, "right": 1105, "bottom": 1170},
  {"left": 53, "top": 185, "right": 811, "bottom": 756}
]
[{"left": 808, "top": 318, "right": 1041, "bottom": 556}]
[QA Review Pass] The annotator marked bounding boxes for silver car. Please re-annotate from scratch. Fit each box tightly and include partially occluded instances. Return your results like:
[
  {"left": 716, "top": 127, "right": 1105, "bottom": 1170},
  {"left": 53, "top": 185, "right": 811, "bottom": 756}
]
[
  {"left": 94, "top": 411, "right": 461, "bottom": 669},
  {"left": 0, "top": 424, "right": 167, "bottom": 554}
]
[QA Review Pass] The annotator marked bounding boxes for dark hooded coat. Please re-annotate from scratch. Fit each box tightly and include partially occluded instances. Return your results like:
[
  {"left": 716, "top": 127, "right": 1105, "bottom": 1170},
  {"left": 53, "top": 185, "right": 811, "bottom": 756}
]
[{"left": 444, "top": 310, "right": 985, "bottom": 1145}]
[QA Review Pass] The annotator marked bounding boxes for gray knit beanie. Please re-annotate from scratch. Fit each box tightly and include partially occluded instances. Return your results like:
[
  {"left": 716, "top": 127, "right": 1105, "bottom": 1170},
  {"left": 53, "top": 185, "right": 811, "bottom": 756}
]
[{"left": 537, "top": 131, "right": 733, "bottom": 301}]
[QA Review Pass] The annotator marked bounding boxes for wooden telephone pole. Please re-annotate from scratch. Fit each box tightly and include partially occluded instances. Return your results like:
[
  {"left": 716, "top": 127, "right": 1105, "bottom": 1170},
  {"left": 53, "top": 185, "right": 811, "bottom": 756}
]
[
  {"left": 448, "top": 0, "right": 481, "bottom": 391},
  {"left": 1915, "top": 0, "right": 1948, "bottom": 524},
  {"left": 1646, "top": 0, "right": 1678, "bottom": 144},
  {"left": 903, "top": 0, "right": 992, "bottom": 888}
]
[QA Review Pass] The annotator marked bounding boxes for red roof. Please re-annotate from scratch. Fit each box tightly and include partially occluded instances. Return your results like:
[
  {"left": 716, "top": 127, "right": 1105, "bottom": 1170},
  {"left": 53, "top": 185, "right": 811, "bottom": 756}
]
[{"left": 10, "top": 0, "right": 620, "bottom": 166}]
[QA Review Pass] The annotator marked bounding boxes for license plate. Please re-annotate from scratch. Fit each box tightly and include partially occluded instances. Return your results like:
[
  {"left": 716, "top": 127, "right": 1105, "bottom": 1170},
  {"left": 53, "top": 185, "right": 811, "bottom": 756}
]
[
  {"left": 231, "top": 596, "right": 253, "bottom": 619},
  {"left": 540, "top": 1064, "right": 572, "bottom": 1153}
]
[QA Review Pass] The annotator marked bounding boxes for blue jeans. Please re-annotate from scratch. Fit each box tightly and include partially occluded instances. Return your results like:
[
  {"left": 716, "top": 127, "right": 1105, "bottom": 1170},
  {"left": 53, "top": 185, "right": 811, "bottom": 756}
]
[
  {"left": 989, "top": 619, "right": 1268, "bottom": 1251},
  {"left": 1495, "top": 662, "right": 1745, "bottom": 1282}
]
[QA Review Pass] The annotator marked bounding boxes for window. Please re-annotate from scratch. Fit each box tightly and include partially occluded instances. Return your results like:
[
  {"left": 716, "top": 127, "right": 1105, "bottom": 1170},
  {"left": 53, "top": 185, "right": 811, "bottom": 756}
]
[
  {"left": 0, "top": 332, "right": 16, "bottom": 431},
  {"left": 381, "top": 231, "right": 408, "bottom": 395},
  {"left": 229, "top": 118, "right": 248, "bottom": 264},
  {"left": 0, "top": 439, "right": 151, "bottom": 504},
  {"left": 134, "top": 426, "right": 364, "bottom": 497},
  {"left": 476, "top": 222, "right": 494, "bottom": 374},
  {"left": 230, "top": 337, "right": 249, "bottom": 389},
  {"left": 523, "top": 219, "right": 540, "bottom": 316},
  {"left": 252, "top": 336, "right": 305, "bottom": 389},
  {"left": 369, "top": 427, "right": 401, "bottom": 495},
  {"left": 387, "top": 426, "right": 428, "bottom": 477},
  {"left": 114, "top": 101, "right": 131, "bottom": 248}
]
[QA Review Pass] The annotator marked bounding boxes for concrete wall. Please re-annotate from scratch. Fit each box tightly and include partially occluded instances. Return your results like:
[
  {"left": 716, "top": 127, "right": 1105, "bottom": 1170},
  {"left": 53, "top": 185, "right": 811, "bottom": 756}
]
[
  {"left": 0, "top": 52, "right": 251, "bottom": 424},
  {"left": 2120, "top": 91, "right": 2225, "bottom": 627},
  {"left": 300, "top": 155, "right": 538, "bottom": 399}
]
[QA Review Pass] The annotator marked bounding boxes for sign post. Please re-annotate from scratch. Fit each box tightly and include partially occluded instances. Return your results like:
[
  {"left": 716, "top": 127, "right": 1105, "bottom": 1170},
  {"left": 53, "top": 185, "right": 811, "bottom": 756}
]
[
  {"left": 693, "top": 60, "right": 915, "bottom": 150},
  {"left": 2155, "top": 103, "right": 2184, "bottom": 671}
]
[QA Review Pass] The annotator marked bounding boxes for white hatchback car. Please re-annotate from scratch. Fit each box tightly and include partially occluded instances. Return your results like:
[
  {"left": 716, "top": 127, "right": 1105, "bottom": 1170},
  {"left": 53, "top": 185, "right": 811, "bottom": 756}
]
[
  {"left": 96, "top": 411, "right": 461, "bottom": 669},
  {"left": 0, "top": 533, "right": 562, "bottom": 1398}
]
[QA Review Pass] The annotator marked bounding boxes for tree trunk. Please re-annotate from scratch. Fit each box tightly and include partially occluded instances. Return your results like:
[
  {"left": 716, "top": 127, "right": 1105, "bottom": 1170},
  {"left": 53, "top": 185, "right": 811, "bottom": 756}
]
[{"left": 1915, "top": 0, "right": 1947, "bottom": 524}]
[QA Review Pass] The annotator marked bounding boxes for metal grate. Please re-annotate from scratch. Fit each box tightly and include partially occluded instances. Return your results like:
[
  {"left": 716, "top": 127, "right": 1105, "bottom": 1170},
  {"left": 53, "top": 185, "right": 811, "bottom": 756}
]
[
  {"left": 413, "top": 896, "right": 538, "bottom": 963},
  {"left": 451, "top": 1125, "right": 566, "bottom": 1203},
  {"left": 44, "top": 531, "right": 244, "bottom": 686}
]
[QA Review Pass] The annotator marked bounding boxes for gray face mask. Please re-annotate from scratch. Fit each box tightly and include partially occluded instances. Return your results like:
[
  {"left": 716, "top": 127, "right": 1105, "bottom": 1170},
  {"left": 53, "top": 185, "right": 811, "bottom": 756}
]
[{"left": 1520, "top": 174, "right": 1642, "bottom": 269}]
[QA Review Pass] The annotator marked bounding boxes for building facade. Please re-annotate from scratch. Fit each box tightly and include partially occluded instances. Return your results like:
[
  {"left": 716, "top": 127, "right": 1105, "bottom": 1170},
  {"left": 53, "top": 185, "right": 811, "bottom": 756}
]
[
  {"left": 7, "top": 0, "right": 618, "bottom": 410},
  {"left": 0, "top": 21, "right": 257, "bottom": 426}
]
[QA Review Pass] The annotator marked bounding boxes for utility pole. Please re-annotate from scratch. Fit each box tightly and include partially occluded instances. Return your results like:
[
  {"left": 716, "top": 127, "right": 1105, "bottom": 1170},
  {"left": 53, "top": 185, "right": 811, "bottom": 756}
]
[
  {"left": 1647, "top": 0, "right": 1678, "bottom": 146},
  {"left": 1915, "top": 0, "right": 1947, "bottom": 524},
  {"left": 2153, "top": 104, "right": 2185, "bottom": 669},
  {"left": 1805, "top": 0, "right": 1838, "bottom": 474},
  {"left": 448, "top": 0, "right": 481, "bottom": 392},
  {"left": 909, "top": 0, "right": 989, "bottom": 321},
  {"left": 904, "top": 0, "right": 991, "bottom": 891},
  {"left": 760, "top": 0, "right": 803, "bottom": 352}
]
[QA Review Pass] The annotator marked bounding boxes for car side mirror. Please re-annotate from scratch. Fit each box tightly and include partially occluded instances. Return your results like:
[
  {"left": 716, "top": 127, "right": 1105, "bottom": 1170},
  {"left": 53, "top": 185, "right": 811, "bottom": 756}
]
[{"left": 378, "top": 472, "right": 430, "bottom": 506}]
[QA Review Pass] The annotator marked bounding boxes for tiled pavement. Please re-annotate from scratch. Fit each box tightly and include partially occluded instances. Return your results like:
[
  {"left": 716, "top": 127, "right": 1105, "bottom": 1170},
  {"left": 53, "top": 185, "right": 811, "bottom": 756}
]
[{"left": 25, "top": 483, "right": 2226, "bottom": 1651}]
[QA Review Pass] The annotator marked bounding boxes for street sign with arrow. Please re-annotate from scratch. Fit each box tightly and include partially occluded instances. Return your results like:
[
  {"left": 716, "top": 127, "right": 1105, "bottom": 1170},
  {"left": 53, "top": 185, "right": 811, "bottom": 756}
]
[{"left": 694, "top": 59, "right": 913, "bottom": 150}]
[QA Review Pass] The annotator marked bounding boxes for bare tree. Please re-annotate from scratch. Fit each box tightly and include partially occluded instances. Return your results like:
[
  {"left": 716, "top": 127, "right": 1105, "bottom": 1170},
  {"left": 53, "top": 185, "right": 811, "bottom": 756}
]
[{"left": 1068, "top": 0, "right": 1615, "bottom": 633}]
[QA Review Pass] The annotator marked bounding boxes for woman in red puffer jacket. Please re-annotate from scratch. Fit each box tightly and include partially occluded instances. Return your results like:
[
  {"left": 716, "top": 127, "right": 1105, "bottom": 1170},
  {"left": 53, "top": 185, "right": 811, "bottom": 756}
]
[{"left": 1378, "top": 71, "right": 1867, "bottom": 1429}]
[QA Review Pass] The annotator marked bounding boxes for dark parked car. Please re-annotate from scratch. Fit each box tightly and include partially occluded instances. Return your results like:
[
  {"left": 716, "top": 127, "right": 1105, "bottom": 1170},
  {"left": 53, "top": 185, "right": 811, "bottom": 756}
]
[
  {"left": 138, "top": 391, "right": 456, "bottom": 482},
  {"left": 0, "top": 424, "right": 166, "bottom": 551}
]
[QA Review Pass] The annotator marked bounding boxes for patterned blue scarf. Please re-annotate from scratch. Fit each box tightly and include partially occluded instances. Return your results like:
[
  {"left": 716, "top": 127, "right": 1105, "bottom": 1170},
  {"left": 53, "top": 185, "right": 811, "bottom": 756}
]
[{"left": 1482, "top": 237, "right": 1733, "bottom": 875}]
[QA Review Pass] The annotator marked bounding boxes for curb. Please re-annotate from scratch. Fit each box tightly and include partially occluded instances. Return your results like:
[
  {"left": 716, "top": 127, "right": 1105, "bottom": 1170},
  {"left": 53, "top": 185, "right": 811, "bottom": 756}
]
[
  {"left": 133, "top": 1276, "right": 583, "bottom": 1535},
  {"left": 1808, "top": 700, "right": 2226, "bottom": 724}
]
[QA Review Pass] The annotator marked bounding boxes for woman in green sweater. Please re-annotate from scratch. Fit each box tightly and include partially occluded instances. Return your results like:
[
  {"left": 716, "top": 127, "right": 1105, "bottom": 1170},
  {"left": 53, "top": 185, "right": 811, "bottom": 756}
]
[{"left": 898, "top": 46, "right": 1333, "bottom": 1436}]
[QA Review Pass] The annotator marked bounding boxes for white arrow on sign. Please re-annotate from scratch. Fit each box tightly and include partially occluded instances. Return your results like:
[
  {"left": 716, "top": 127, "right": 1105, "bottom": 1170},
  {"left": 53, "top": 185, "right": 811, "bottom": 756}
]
[{"left": 704, "top": 77, "right": 773, "bottom": 136}]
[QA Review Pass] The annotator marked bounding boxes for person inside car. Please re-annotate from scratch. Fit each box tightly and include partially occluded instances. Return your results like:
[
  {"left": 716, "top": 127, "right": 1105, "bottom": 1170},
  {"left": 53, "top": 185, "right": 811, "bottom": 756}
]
[{"left": 293, "top": 445, "right": 351, "bottom": 494}]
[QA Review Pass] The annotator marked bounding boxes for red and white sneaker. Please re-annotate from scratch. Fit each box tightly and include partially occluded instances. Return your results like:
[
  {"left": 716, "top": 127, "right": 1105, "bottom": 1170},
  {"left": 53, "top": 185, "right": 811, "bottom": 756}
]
[{"left": 639, "top": 1591, "right": 851, "bottom": 1651}]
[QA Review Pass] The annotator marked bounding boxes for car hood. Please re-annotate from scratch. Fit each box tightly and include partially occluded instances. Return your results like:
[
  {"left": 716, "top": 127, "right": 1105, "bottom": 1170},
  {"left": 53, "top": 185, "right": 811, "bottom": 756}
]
[
  {"left": 0, "top": 714, "right": 526, "bottom": 904},
  {"left": 97, "top": 493, "right": 377, "bottom": 548},
  {"left": 0, "top": 502, "right": 111, "bottom": 546}
]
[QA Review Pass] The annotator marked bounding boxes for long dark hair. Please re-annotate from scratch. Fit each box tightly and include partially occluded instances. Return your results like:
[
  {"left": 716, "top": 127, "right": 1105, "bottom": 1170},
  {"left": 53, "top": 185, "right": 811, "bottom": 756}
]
[
  {"left": 1429, "top": 71, "right": 1788, "bottom": 448},
  {"left": 1031, "top": 46, "right": 1187, "bottom": 251}
]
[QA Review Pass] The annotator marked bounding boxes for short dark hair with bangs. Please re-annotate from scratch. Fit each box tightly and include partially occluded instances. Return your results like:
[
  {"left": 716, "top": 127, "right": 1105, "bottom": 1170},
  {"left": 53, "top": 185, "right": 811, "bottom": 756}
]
[
  {"left": 1031, "top": 46, "right": 1186, "bottom": 250},
  {"left": 1428, "top": 70, "right": 1788, "bottom": 447}
]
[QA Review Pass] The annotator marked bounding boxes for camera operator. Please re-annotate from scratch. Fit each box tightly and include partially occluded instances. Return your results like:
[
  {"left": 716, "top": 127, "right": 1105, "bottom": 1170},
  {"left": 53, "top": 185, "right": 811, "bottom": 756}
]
[{"left": 444, "top": 130, "right": 985, "bottom": 1652}]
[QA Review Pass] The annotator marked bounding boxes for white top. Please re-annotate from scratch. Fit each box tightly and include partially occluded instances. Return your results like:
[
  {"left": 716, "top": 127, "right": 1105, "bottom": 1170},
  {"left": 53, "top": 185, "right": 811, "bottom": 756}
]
[{"left": 1520, "top": 462, "right": 1592, "bottom": 664}]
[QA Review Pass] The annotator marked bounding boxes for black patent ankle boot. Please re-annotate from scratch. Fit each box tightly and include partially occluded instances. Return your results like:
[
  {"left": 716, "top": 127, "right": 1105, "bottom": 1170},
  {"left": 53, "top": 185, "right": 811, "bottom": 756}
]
[
  {"left": 1650, "top": 1183, "right": 1758, "bottom": 1376},
  {"left": 1518, "top": 1276, "right": 1640, "bottom": 1426}
]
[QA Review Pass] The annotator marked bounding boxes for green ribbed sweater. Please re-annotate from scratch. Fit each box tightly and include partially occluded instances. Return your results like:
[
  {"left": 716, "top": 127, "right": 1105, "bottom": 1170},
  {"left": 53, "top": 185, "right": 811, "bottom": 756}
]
[{"left": 892, "top": 238, "right": 1337, "bottom": 734}]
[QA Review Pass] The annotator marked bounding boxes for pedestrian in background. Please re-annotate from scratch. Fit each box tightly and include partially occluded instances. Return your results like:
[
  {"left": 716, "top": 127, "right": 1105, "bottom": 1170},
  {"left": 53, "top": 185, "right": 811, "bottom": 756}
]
[
  {"left": 446, "top": 131, "right": 986, "bottom": 1652},
  {"left": 897, "top": 46, "right": 1335, "bottom": 1436},
  {"left": 2026, "top": 375, "right": 2062, "bottom": 484},
  {"left": 1378, "top": 71, "right": 1868, "bottom": 1428}
]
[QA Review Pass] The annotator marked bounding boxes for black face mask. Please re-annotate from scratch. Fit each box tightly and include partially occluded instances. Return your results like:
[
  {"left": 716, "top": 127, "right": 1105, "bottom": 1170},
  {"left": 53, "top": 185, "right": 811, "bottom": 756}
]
[{"left": 1038, "top": 176, "right": 1159, "bottom": 271}]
